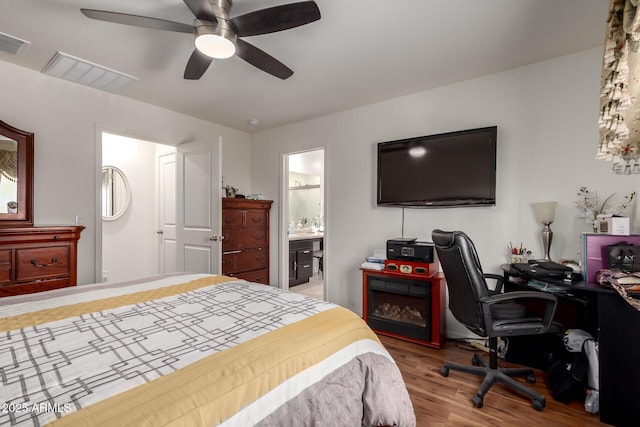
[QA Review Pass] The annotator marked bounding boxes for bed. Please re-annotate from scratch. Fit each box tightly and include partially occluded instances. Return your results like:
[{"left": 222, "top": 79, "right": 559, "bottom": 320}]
[{"left": 0, "top": 273, "right": 416, "bottom": 426}]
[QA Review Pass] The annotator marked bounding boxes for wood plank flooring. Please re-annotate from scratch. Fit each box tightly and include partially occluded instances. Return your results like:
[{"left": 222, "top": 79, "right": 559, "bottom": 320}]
[{"left": 379, "top": 335, "right": 606, "bottom": 427}]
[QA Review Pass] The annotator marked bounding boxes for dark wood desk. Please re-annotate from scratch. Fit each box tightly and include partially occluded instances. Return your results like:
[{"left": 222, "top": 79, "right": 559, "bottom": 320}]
[{"left": 501, "top": 264, "right": 640, "bottom": 427}]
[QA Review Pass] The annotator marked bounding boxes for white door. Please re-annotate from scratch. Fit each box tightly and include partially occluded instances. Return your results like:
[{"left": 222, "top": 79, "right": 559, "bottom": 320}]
[
  {"left": 158, "top": 151, "right": 177, "bottom": 273},
  {"left": 175, "top": 139, "right": 222, "bottom": 273}
]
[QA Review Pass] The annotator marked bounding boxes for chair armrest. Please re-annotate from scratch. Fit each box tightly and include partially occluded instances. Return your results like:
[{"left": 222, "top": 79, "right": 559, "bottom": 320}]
[
  {"left": 479, "top": 291, "right": 559, "bottom": 334},
  {"left": 484, "top": 273, "right": 505, "bottom": 293}
]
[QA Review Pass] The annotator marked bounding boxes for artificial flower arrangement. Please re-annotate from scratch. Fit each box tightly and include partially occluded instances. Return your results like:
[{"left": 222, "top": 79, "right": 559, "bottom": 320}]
[{"left": 575, "top": 186, "right": 636, "bottom": 230}]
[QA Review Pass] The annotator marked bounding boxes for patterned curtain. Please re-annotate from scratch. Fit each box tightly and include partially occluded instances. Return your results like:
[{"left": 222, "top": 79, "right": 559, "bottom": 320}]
[
  {"left": 598, "top": 0, "right": 640, "bottom": 174},
  {"left": 0, "top": 150, "right": 17, "bottom": 182}
]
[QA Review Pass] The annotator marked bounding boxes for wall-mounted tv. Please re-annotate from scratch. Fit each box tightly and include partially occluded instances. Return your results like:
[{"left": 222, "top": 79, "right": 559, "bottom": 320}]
[{"left": 377, "top": 126, "right": 497, "bottom": 208}]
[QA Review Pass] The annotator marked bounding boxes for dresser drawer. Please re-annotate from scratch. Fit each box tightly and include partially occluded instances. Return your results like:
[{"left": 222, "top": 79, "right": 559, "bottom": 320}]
[
  {"left": 227, "top": 268, "right": 269, "bottom": 285},
  {"left": 245, "top": 211, "right": 268, "bottom": 228},
  {"left": 0, "top": 265, "right": 11, "bottom": 285},
  {"left": 222, "top": 248, "right": 268, "bottom": 274},
  {"left": 16, "top": 246, "right": 70, "bottom": 282},
  {"left": 223, "top": 229, "right": 268, "bottom": 251},
  {"left": 0, "top": 249, "right": 11, "bottom": 265},
  {"left": 0, "top": 249, "right": 11, "bottom": 284},
  {"left": 0, "top": 278, "right": 72, "bottom": 297},
  {"left": 222, "top": 210, "right": 244, "bottom": 229}
]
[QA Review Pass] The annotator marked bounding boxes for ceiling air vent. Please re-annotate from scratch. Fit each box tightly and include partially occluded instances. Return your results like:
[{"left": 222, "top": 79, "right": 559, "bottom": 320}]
[
  {"left": 0, "top": 32, "right": 30, "bottom": 55},
  {"left": 42, "top": 51, "right": 138, "bottom": 93}
]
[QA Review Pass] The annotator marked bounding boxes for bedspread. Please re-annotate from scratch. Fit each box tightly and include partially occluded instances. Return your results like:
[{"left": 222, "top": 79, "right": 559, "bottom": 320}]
[{"left": 0, "top": 274, "right": 415, "bottom": 426}]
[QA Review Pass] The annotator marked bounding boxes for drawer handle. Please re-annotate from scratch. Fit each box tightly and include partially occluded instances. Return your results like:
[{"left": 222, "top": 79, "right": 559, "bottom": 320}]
[
  {"left": 251, "top": 218, "right": 262, "bottom": 223},
  {"left": 54, "top": 235, "right": 60, "bottom": 240},
  {"left": 31, "top": 258, "right": 58, "bottom": 267}
]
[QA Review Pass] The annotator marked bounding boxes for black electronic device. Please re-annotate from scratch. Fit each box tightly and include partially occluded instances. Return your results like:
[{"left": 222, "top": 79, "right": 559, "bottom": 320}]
[
  {"left": 377, "top": 126, "right": 497, "bottom": 208},
  {"left": 387, "top": 239, "right": 434, "bottom": 262}
]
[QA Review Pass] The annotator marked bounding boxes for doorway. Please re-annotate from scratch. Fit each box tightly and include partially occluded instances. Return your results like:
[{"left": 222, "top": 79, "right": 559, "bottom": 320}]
[
  {"left": 282, "top": 148, "right": 325, "bottom": 300},
  {"left": 100, "top": 132, "right": 222, "bottom": 284},
  {"left": 101, "top": 132, "right": 170, "bottom": 283}
]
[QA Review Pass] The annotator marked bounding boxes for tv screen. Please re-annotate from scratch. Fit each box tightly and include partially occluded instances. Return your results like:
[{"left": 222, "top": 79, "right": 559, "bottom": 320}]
[{"left": 377, "top": 126, "right": 497, "bottom": 207}]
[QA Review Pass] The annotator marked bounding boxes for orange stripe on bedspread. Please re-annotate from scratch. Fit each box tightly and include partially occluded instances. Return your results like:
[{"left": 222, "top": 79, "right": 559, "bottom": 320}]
[
  {"left": 46, "top": 307, "right": 380, "bottom": 427},
  {"left": 0, "top": 275, "right": 233, "bottom": 332}
]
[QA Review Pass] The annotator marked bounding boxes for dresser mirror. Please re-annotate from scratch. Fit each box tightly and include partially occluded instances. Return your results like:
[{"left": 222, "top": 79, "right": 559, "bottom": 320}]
[
  {"left": 102, "top": 165, "right": 130, "bottom": 220},
  {"left": 0, "top": 120, "right": 34, "bottom": 227}
]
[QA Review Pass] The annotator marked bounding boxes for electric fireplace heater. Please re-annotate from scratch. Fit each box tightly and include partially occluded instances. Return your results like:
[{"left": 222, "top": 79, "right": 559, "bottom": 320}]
[{"left": 366, "top": 275, "right": 431, "bottom": 342}]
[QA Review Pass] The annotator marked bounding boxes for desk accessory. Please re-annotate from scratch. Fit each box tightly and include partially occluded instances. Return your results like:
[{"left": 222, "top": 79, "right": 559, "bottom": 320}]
[{"left": 532, "top": 201, "right": 557, "bottom": 261}]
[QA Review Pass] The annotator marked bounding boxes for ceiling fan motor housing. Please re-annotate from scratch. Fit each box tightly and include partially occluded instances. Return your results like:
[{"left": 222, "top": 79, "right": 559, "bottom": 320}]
[{"left": 208, "top": 0, "right": 233, "bottom": 18}]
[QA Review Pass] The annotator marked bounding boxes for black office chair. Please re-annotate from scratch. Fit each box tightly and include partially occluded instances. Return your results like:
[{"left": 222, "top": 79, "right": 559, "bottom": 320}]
[{"left": 431, "top": 229, "right": 563, "bottom": 411}]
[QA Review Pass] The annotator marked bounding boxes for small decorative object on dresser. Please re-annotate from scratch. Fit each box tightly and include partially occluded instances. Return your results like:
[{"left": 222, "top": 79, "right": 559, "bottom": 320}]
[{"left": 221, "top": 198, "right": 272, "bottom": 284}]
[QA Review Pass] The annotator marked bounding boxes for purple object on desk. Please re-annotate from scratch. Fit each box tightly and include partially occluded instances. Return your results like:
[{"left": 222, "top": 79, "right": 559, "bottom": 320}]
[{"left": 582, "top": 233, "right": 640, "bottom": 283}]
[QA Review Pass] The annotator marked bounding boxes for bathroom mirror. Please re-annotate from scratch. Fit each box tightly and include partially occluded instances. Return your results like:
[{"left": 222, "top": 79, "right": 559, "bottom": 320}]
[
  {"left": 102, "top": 166, "right": 130, "bottom": 220},
  {"left": 0, "top": 120, "right": 33, "bottom": 227}
]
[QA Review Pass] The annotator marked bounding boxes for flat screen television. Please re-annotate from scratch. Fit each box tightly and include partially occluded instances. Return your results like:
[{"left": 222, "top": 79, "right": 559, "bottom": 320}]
[{"left": 377, "top": 126, "right": 497, "bottom": 207}]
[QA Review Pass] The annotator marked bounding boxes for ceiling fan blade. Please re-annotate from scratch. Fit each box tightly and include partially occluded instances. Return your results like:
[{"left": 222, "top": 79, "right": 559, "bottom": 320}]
[
  {"left": 235, "top": 39, "right": 293, "bottom": 80},
  {"left": 81, "top": 9, "right": 194, "bottom": 33},
  {"left": 231, "top": 1, "right": 320, "bottom": 37},
  {"left": 184, "top": 49, "right": 213, "bottom": 80},
  {"left": 182, "top": 0, "right": 218, "bottom": 23}
]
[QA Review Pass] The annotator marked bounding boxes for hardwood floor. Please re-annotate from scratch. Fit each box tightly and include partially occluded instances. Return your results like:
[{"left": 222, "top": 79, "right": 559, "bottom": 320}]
[{"left": 379, "top": 335, "right": 606, "bottom": 427}]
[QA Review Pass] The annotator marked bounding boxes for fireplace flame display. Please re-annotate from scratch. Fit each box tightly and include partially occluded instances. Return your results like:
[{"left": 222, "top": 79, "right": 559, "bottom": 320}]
[{"left": 372, "top": 302, "right": 426, "bottom": 327}]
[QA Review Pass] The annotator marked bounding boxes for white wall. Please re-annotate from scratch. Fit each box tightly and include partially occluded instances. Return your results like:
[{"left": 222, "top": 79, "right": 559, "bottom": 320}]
[
  {"left": 251, "top": 47, "right": 639, "bottom": 337},
  {"left": 0, "top": 60, "right": 251, "bottom": 285}
]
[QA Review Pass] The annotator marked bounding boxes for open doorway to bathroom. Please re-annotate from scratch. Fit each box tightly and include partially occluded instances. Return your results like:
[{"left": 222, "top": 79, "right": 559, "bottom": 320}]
[{"left": 285, "top": 149, "right": 325, "bottom": 300}]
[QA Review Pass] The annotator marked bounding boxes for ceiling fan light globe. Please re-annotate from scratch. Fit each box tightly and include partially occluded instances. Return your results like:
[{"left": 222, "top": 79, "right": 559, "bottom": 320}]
[{"left": 195, "top": 33, "right": 236, "bottom": 58}]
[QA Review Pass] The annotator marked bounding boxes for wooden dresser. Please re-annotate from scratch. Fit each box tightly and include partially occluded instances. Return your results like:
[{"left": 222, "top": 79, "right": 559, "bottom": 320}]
[
  {"left": 221, "top": 198, "right": 272, "bottom": 285},
  {"left": 0, "top": 226, "right": 84, "bottom": 297}
]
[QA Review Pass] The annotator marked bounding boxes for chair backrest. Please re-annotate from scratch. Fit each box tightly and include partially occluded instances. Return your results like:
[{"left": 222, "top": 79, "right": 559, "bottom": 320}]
[{"left": 431, "top": 229, "right": 490, "bottom": 336}]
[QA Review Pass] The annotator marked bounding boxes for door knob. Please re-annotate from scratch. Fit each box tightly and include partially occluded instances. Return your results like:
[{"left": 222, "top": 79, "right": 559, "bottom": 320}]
[
  {"left": 209, "top": 235, "right": 224, "bottom": 241},
  {"left": 157, "top": 230, "right": 164, "bottom": 235}
]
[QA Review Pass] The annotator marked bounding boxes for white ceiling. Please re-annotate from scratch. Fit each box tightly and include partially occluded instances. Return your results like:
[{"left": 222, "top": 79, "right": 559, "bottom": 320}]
[{"left": 0, "top": 0, "right": 608, "bottom": 133}]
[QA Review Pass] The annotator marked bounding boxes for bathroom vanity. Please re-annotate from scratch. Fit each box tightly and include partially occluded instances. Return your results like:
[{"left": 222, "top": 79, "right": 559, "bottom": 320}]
[{"left": 288, "top": 232, "right": 323, "bottom": 286}]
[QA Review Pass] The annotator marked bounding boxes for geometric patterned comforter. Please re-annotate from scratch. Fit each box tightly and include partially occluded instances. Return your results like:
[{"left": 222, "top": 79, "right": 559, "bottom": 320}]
[{"left": 0, "top": 273, "right": 416, "bottom": 426}]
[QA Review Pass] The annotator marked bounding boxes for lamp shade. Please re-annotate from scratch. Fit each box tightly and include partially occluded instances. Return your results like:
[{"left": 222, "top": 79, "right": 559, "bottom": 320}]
[{"left": 532, "top": 201, "right": 557, "bottom": 224}]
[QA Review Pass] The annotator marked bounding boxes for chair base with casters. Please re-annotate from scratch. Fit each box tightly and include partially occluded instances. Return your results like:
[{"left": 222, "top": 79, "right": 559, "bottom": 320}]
[
  {"left": 440, "top": 337, "right": 546, "bottom": 411},
  {"left": 431, "top": 229, "right": 563, "bottom": 412}
]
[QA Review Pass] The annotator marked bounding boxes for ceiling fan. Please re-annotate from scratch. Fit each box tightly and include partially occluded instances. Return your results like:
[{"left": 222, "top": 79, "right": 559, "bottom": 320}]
[{"left": 80, "top": 0, "right": 321, "bottom": 80}]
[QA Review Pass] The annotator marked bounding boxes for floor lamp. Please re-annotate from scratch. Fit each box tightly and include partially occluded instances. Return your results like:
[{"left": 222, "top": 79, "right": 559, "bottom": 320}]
[{"left": 532, "top": 201, "right": 557, "bottom": 261}]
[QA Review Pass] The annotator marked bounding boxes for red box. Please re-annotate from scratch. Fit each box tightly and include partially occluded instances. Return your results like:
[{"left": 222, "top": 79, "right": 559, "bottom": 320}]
[{"left": 384, "top": 259, "right": 438, "bottom": 276}]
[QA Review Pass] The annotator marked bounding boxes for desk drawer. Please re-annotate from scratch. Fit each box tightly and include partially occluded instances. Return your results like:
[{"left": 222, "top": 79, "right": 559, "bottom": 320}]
[{"left": 16, "top": 246, "right": 70, "bottom": 281}]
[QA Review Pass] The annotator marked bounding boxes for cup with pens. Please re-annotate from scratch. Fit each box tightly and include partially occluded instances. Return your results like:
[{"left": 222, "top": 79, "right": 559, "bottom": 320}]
[{"left": 508, "top": 242, "right": 532, "bottom": 264}]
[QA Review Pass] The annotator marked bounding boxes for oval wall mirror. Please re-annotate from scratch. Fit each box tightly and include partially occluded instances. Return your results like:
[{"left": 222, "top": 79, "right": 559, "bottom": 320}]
[{"left": 101, "top": 166, "right": 130, "bottom": 221}]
